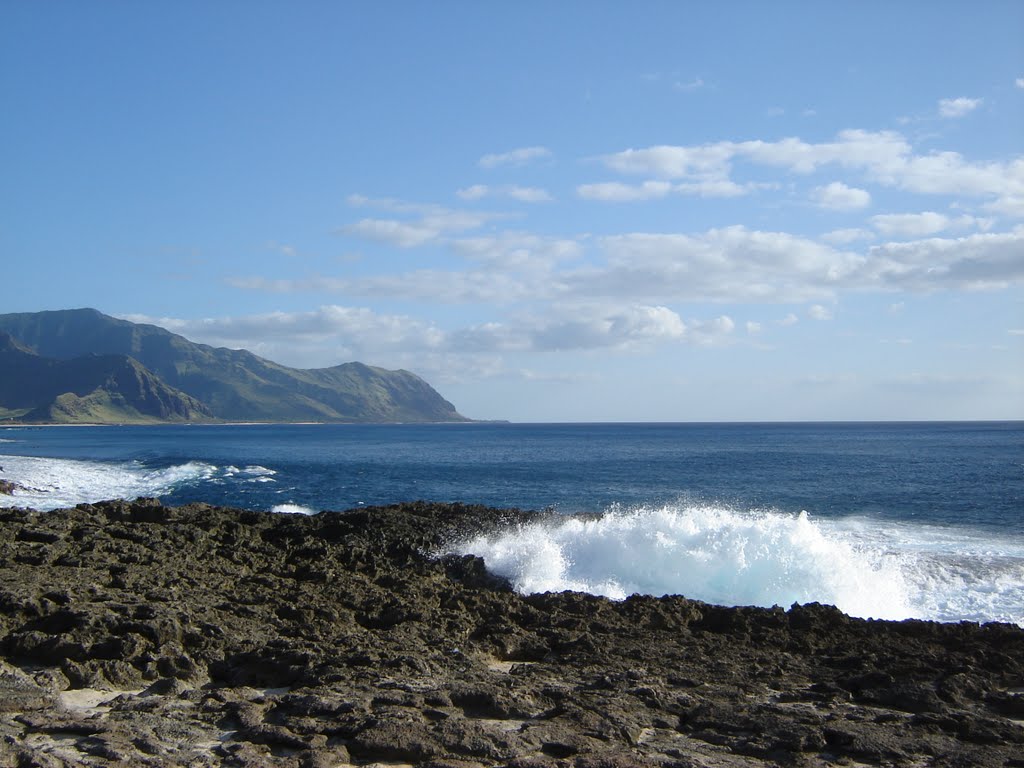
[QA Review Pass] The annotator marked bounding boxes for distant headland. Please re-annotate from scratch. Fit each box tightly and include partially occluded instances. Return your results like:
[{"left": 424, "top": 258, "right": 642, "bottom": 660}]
[{"left": 0, "top": 308, "right": 470, "bottom": 425}]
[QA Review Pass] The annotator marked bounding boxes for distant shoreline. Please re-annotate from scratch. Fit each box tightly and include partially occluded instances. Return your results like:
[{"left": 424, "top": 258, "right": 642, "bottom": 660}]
[
  {"left": 1, "top": 420, "right": 508, "bottom": 428},
  {"left": 2, "top": 418, "right": 1019, "bottom": 428}
]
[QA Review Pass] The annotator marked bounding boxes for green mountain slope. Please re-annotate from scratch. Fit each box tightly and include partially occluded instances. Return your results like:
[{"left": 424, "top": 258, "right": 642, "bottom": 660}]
[
  {"left": 0, "top": 332, "right": 212, "bottom": 423},
  {"left": 0, "top": 309, "right": 468, "bottom": 423}
]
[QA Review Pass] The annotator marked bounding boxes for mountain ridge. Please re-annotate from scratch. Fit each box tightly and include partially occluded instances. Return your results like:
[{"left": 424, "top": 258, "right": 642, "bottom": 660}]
[{"left": 0, "top": 309, "right": 469, "bottom": 424}]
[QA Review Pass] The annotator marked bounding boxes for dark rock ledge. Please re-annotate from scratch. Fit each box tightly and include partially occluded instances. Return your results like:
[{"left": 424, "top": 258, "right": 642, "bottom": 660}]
[{"left": 0, "top": 499, "right": 1021, "bottom": 768}]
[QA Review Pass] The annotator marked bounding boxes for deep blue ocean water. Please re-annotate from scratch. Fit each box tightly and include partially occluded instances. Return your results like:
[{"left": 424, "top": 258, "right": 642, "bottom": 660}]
[{"left": 2, "top": 422, "right": 1022, "bottom": 625}]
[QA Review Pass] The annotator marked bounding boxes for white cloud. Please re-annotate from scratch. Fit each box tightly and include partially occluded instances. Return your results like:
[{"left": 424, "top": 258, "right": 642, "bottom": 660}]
[
  {"left": 861, "top": 229, "right": 1024, "bottom": 291},
  {"left": 674, "top": 77, "right": 705, "bottom": 92},
  {"left": 675, "top": 179, "right": 761, "bottom": 197},
  {"left": 451, "top": 233, "right": 582, "bottom": 270},
  {"left": 822, "top": 228, "right": 874, "bottom": 244},
  {"left": 487, "top": 305, "right": 743, "bottom": 354},
  {"left": 870, "top": 212, "right": 992, "bottom": 238},
  {"left": 457, "top": 184, "right": 489, "bottom": 201},
  {"left": 265, "top": 242, "right": 299, "bottom": 258},
  {"left": 1017, "top": 78, "right": 1024, "bottom": 89},
  {"left": 340, "top": 197, "right": 504, "bottom": 247},
  {"left": 779, "top": 313, "right": 799, "bottom": 326},
  {"left": 600, "top": 143, "right": 736, "bottom": 179},
  {"left": 242, "top": 215, "right": 1024, "bottom": 313},
  {"left": 458, "top": 184, "right": 552, "bottom": 203},
  {"left": 871, "top": 211, "right": 951, "bottom": 237},
  {"left": 735, "top": 129, "right": 911, "bottom": 174},
  {"left": 506, "top": 185, "right": 553, "bottom": 203},
  {"left": 577, "top": 179, "right": 761, "bottom": 201},
  {"left": 808, "top": 304, "right": 832, "bottom": 320},
  {"left": 577, "top": 181, "right": 673, "bottom": 201},
  {"left": 811, "top": 181, "right": 871, "bottom": 210},
  {"left": 598, "top": 131, "right": 1024, "bottom": 213},
  {"left": 746, "top": 321, "right": 762, "bottom": 334},
  {"left": 938, "top": 97, "right": 983, "bottom": 118},
  {"left": 479, "top": 146, "right": 552, "bottom": 169},
  {"left": 343, "top": 219, "right": 440, "bottom": 248},
  {"left": 984, "top": 195, "right": 1024, "bottom": 218},
  {"left": 691, "top": 315, "right": 735, "bottom": 343},
  {"left": 533, "top": 305, "right": 688, "bottom": 351},
  {"left": 591, "top": 227, "right": 862, "bottom": 303}
]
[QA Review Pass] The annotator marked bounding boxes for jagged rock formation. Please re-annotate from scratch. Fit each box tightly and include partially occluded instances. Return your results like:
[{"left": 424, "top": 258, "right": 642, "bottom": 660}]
[
  {"left": 0, "top": 309, "right": 468, "bottom": 423},
  {"left": 0, "top": 500, "right": 1021, "bottom": 766}
]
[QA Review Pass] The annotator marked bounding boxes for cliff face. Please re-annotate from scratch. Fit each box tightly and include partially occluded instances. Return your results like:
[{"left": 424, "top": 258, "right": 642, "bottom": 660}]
[
  {"left": 0, "top": 309, "right": 468, "bottom": 423},
  {"left": 0, "top": 500, "right": 1020, "bottom": 767}
]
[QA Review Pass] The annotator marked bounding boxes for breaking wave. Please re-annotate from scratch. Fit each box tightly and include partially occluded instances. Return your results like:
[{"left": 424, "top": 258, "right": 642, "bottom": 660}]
[
  {"left": 450, "top": 503, "right": 1024, "bottom": 626},
  {"left": 0, "top": 454, "right": 270, "bottom": 511},
  {"left": 271, "top": 503, "right": 318, "bottom": 515}
]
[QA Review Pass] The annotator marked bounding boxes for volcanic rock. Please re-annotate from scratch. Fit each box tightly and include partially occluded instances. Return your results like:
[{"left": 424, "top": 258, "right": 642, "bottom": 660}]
[{"left": 0, "top": 499, "right": 1021, "bottom": 766}]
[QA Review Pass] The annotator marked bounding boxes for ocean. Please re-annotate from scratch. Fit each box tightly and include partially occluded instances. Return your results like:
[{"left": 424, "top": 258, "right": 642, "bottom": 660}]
[{"left": 2, "top": 421, "right": 1022, "bottom": 626}]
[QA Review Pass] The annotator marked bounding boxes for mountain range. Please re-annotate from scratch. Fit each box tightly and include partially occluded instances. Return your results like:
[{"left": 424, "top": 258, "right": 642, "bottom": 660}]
[{"left": 0, "top": 309, "right": 468, "bottom": 424}]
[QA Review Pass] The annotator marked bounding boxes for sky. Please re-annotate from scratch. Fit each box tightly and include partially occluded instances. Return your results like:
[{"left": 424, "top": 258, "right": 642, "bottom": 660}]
[{"left": 2, "top": 1, "right": 1023, "bottom": 422}]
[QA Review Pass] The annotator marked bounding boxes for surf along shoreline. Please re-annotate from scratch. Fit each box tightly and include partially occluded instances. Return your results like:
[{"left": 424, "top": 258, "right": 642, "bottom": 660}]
[{"left": 0, "top": 498, "right": 1021, "bottom": 766}]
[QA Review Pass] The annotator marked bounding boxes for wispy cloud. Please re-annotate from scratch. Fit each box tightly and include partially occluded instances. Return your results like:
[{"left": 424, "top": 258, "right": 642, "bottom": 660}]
[
  {"left": 673, "top": 76, "right": 705, "bottom": 92},
  {"left": 340, "top": 195, "right": 506, "bottom": 247},
  {"left": 577, "top": 179, "right": 762, "bottom": 201},
  {"left": 577, "top": 181, "right": 673, "bottom": 202},
  {"left": 458, "top": 184, "right": 553, "bottom": 203},
  {"left": 478, "top": 146, "right": 552, "bottom": 169},
  {"left": 938, "top": 97, "right": 983, "bottom": 118}
]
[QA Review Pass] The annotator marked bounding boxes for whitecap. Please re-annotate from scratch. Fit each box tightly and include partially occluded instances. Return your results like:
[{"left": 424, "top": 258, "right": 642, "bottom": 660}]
[
  {"left": 242, "top": 465, "right": 276, "bottom": 477},
  {"left": 0, "top": 454, "right": 217, "bottom": 511},
  {"left": 448, "top": 503, "right": 1024, "bottom": 626},
  {"left": 271, "top": 503, "right": 317, "bottom": 515}
]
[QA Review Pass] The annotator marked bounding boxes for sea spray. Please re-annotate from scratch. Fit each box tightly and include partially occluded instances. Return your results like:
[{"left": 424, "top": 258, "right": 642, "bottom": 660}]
[
  {"left": 0, "top": 454, "right": 218, "bottom": 511},
  {"left": 451, "top": 503, "right": 921, "bottom": 620},
  {"left": 271, "top": 503, "right": 318, "bottom": 515}
]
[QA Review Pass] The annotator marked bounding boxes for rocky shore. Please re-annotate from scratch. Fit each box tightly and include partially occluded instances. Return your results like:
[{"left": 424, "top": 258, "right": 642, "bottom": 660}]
[{"left": 0, "top": 500, "right": 1021, "bottom": 767}]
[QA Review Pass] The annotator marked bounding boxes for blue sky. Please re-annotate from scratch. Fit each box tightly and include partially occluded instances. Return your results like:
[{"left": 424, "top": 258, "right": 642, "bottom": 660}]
[{"left": 2, "top": 1, "right": 1022, "bottom": 421}]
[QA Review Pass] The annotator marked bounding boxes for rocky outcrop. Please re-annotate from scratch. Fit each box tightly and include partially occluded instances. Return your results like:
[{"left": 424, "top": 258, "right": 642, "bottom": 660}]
[{"left": 0, "top": 500, "right": 1021, "bottom": 767}]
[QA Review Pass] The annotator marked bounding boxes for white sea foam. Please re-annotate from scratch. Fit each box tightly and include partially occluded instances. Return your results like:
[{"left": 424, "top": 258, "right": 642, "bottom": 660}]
[
  {"left": 243, "top": 465, "right": 276, "bottom": 476},
  {"left": 271, "top": 503, "right": 317, "bottom": 515},
  {"left": 450, "top": 503, "right": 1024, "bottom": 626},
  {"left": 0, "top": 454, "right": 217, "bottom": 511}
]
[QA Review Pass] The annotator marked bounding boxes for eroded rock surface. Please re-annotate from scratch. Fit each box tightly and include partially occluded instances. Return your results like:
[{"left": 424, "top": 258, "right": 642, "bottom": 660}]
[{"left": 0, "top": 499, "right": 1021, "bottom": 767}]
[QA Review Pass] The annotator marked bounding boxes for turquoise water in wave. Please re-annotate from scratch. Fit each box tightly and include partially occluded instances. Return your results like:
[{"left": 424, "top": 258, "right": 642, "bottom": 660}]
[{"left": 2, "top": 422, "right": 1022, "bottom": 624}]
